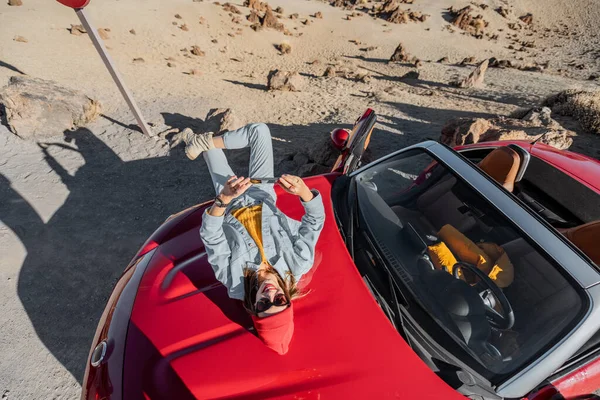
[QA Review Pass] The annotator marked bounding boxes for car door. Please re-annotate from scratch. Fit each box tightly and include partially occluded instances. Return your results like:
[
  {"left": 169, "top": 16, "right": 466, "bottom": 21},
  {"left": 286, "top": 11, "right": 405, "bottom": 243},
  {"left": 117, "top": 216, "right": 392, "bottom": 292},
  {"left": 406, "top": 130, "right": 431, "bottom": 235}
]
[{"left": 331, "top": 109, "right": 377, "bottom": 174}]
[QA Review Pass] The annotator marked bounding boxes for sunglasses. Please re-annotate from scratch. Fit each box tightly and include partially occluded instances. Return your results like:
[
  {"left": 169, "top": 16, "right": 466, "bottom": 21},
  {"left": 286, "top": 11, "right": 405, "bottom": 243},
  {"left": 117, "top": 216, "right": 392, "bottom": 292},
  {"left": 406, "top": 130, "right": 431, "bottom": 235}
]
[{"left": 256, "top": 293, "right": 289, "bottom": 314}]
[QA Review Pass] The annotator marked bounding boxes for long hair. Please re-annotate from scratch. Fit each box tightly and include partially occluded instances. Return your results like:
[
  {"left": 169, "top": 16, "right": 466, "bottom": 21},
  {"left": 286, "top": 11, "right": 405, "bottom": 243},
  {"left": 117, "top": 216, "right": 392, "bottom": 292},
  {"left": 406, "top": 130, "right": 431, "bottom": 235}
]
[{"left": 243, "top": 265, "right": 302, "bottom": 315}]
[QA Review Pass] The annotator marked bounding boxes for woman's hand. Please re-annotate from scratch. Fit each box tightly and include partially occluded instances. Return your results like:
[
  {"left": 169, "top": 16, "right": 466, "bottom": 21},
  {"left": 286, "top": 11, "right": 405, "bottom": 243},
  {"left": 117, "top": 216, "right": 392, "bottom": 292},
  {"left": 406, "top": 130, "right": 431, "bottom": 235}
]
[
  {"left": 278, "top": 174, "right": 314, "bottom": 202},
  {"left": 219, "top": 176, "right": 252, "bottom": 204}
]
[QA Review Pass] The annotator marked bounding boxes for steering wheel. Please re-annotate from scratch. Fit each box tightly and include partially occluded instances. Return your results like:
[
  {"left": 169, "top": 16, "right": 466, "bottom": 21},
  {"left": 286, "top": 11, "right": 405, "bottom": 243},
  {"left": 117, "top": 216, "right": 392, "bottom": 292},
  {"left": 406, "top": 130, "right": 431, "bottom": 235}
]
[{"left": 453, "top": 262, "right": 515, "bottom": 330}]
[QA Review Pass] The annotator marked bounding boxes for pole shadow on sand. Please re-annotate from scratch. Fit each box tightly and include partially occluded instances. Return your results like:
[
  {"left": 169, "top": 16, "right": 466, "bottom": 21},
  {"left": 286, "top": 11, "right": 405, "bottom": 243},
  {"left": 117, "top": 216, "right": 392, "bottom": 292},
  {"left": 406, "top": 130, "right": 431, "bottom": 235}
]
[{"left": 0, "top": 114, "right": 410, "bottom": 383}]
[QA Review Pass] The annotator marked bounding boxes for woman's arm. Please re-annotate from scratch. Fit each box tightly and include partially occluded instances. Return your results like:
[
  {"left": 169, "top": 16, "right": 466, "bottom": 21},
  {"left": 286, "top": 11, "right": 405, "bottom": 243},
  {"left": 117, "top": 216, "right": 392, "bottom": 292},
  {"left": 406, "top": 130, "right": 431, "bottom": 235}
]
[
  {"left": 278, "top": 175, "right": 326, "bottom": 276},
  {"left": 200, "top": 176, "right": 252, "bottom": 299}
]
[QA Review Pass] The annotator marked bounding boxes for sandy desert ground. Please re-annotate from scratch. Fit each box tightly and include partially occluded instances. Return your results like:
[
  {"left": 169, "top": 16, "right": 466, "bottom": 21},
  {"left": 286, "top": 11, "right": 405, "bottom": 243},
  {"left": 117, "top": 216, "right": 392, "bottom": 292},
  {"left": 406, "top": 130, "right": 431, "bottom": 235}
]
[{"left": 0, "top": 0, "right": 599, "bottom": 398}]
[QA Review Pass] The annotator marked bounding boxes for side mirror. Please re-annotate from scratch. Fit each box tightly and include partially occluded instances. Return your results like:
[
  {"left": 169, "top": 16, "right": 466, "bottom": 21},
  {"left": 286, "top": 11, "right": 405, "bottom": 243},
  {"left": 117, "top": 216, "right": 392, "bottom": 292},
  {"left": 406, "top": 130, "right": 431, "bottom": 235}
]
[{"left": 330, "top": 128, "right": 350, "bottom": 151}]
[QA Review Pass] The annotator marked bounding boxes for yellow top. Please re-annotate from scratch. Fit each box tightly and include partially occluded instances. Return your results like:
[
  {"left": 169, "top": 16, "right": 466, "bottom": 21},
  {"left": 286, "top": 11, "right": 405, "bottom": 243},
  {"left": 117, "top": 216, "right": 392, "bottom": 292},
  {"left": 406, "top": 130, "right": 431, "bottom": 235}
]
[{"left": 231, "top": 204, "right": 267, "bottom": 262}]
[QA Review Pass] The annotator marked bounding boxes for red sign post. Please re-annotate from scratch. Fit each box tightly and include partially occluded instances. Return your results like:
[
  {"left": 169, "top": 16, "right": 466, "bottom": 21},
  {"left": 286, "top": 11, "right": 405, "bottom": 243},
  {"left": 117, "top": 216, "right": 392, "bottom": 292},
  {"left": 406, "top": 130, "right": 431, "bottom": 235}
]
[{"left": 56, "top": 0, "right": 153, "bottom": 137}]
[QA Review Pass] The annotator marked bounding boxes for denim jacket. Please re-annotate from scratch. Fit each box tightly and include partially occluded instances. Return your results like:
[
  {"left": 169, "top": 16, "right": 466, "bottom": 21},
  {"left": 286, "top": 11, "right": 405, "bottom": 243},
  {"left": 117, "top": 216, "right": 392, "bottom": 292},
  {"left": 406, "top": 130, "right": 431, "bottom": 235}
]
[{"left": 200, "top": 186, "right": 325, "bottom": 300}]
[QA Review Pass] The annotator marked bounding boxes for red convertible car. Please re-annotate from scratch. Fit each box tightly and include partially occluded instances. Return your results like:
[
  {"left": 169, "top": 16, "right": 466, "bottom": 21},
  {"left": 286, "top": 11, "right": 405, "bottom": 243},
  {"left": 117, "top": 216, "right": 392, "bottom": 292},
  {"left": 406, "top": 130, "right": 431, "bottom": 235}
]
[{"left": 82, "top": 110, "right": 600, "bottom": 399}]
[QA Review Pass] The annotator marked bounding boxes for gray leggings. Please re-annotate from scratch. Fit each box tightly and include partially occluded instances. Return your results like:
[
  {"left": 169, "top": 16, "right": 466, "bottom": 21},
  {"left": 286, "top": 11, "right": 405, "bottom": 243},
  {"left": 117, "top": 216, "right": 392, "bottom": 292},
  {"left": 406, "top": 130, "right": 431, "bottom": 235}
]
[{"left": 203, "top": 123, "right": 274, "bottom": 196}]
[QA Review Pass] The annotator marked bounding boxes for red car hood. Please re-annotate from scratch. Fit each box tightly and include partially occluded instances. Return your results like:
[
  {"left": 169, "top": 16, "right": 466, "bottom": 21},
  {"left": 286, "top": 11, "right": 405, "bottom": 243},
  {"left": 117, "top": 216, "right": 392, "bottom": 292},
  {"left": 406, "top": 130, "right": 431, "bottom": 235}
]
[{"left": 125, "top": 174, "right": 463, "bottom": 399}]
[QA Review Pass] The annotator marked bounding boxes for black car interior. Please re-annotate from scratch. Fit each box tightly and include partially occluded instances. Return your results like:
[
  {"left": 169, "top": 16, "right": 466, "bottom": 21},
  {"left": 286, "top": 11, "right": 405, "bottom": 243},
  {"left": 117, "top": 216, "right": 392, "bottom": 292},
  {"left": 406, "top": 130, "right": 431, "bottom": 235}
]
[{"left": 355, "top": 146, "right": 587, "bottom": 375}]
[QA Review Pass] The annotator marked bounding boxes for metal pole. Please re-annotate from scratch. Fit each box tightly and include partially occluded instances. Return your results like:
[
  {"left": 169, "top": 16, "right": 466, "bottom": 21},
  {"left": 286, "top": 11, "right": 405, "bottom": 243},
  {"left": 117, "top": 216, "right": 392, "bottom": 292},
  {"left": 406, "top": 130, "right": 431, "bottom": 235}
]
[{"left": 75, "top": 8, "right": 154, "bottom": 137}]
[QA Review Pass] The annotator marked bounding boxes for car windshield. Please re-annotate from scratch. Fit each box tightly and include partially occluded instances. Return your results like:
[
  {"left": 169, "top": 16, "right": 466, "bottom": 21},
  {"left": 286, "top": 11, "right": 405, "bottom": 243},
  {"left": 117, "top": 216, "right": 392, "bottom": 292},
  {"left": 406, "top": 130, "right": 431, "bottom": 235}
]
[{"left": 352, "top": 148, "right": 583, "bottom": 379}]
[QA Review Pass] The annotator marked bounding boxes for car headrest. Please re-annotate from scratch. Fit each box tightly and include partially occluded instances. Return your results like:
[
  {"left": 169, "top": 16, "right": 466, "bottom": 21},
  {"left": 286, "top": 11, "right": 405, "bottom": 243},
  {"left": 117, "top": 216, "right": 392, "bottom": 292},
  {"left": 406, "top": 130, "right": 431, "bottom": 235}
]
[
  {"left": 562, "top": 221, "right": 600, "bottom": 265},
  {"left": 478, "top": 147, "right": 521, "bottom": 192}
]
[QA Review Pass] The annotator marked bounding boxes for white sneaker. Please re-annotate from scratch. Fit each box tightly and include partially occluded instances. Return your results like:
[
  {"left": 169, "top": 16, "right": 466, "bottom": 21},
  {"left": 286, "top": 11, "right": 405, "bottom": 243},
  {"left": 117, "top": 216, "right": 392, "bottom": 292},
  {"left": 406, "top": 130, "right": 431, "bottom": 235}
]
[{"left": 171, "top": 128, "right": 215, "bottom": 160}]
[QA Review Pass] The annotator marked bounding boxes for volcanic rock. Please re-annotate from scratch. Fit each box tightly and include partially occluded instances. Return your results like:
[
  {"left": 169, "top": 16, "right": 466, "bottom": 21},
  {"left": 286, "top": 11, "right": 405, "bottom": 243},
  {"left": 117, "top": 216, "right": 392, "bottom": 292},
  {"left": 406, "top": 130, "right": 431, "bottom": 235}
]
[
  {"left": 454, "top": 59, "right": 489, "bottom": 88},
  {"left": 244, "top": 0, "right": 267, "bottom": 12},
  {"left": 389, "top": 42, "right": 411, "bottom": 62},
  {"left": 440, "top": 108, "right": 574, "bottom": 149},
  {"left": 267, "top": 70, "right": 304, "bottom": 91},
  {"left": 276, "top": 42, "right": 292, "bottom": 54},
  {"left": 488, "top": 57, "right": 513, "bottom": 68},
  {"left": 205, "top": 108, "right": 242, "bottom": 133},
  {"left": 190, "top": 45, "right": 205, "bottom": 56},
  {"left": 261, "top": 7, "right": 285, "bottom": 31},
  {"left": 545, "top": 90, "right": 600, "bottom": 135},
  {"left": 448, "top": 6, "right": 488, "bottom": 37},
  {"left": 223, "top": 2, "right": 241, "bottom": 13},
  {"left": 496, "top": 7, "right": 509, "bottom": 18},
  {"left": 519, "top": 13, "right": 533, "bottom": 25},
  {"left": 0, "top": 76, "right": 101, "bottom": 140},
  {"left": 69, "top": 24, "right": 87, "bottom": 35},
  {"left": 247, "top": 10, "right": 259, "bottom": 23}
]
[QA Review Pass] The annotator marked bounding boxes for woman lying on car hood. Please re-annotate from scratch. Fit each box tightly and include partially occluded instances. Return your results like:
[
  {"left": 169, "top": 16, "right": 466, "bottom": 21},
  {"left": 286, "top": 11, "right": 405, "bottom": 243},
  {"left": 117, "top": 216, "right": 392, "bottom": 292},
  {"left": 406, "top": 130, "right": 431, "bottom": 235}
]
[{"left": 173, "top": 122, "right": 325, "bottom": 355}]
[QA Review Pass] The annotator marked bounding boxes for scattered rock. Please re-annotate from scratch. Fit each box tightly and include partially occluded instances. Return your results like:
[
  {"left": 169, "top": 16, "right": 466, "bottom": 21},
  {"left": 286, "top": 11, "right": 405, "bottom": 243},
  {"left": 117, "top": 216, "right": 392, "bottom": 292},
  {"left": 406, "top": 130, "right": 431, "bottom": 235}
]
[
  {"left": 190, "top": 69, "right": 202, "bottom": 76},
  {"left": 199, "top": 16, "right": 207, "bottom": 24},
  {"left": 223, "top": 2, "right": 241, "bottom": 13},
  {"left": 413, "top": 59, "right": 422, "bottom": 68},
  {"left": 175, "top": 13, "right": 183, "bottom": 19},
  {"left": 247, "top": 10, "right": 260, "bottom": 23},
  {"left": 453, "top": 59, "right": 489, "bottom": 88},
  {"left": 190, "top": 45, "right": 205, "bottom": 56},
  {"left": 488, "top": 57, "right": 513, "bottom": 68},
  {"left": 132, "top": 57, "right": 145, "bottom": 63},
  {"left": 8, "top": 0, "right": 22, "bottom": 5},
  {"left": 0, "top": 76, "right": 101, "bottom": 140},
  {"left": 389, "top": 42, "right": 411, "bottom": 62},
  {"left": 206, "top": 108, "right": 242, "bottom": 133},
  {"left": 440, "top": 108, "right": 574, "bottom": 150},
  {"left": 97, "top": 28, "right": 110, "bottom": 40},
  {"left": 167, "top": 62, "right": 176, "bottom": 67},
  {"left": 267, "top": 70, "right": 304, "bottom": 91},
  {"left": 129, "top": 29, "right": 136, "bottom": 35},
  {"left": 438, "top": 56, "right": 450, "bottom": 63},
  {"left": 447, "top": 6, "right": 488, "bottom": 37},
  {"left": 289, "top": 13, "right": 299, "bottom": 20},
  {"left": 401, "top": 70, "right": 420, "bottom": 79},
  {"left": 180, "top": 23, "right": 189, "bottom": 31},
  {"left": 276, "top": 42, "right": 292, "bottom": 54},
  {"left": 361, "top": 46, "right": 378, "bottom": 51},
  {"left": 261, "top": 7, "right": 285, "bottom": 31},
  {"left": 589, "top": 74, "right": 599, "bottom": 81},
  {"left": 274, "top": 6, "right": 284, "bottom": 13},
  {"left": 519, "top": 13, "right": 533, "bottom": 25},
  {"left": 387, "top": 8, "right": 429, "bottom": 24},
  {"left": 13, "top": 36, "right": 28, "bottom": 43},
  {"left": 314, "top": 11, "right": 323, "bottom": 19},
  {"left": 69, "top": 24, "right": 87, "bottom": 35},
  {"left": 545, "top": 90, "right": 600, "bottom": 135},
  {"left": 244, "top": 0, "right": 267, "bottom": 12},
  {"left": 460, "top": 56, "right": 477, "bottom": 65},
  {"left": 303, "top": 19, "right": 312, "bottom": 25},
  {"left": 495, "top": 6, "right": 510, "bottom": 18}
]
